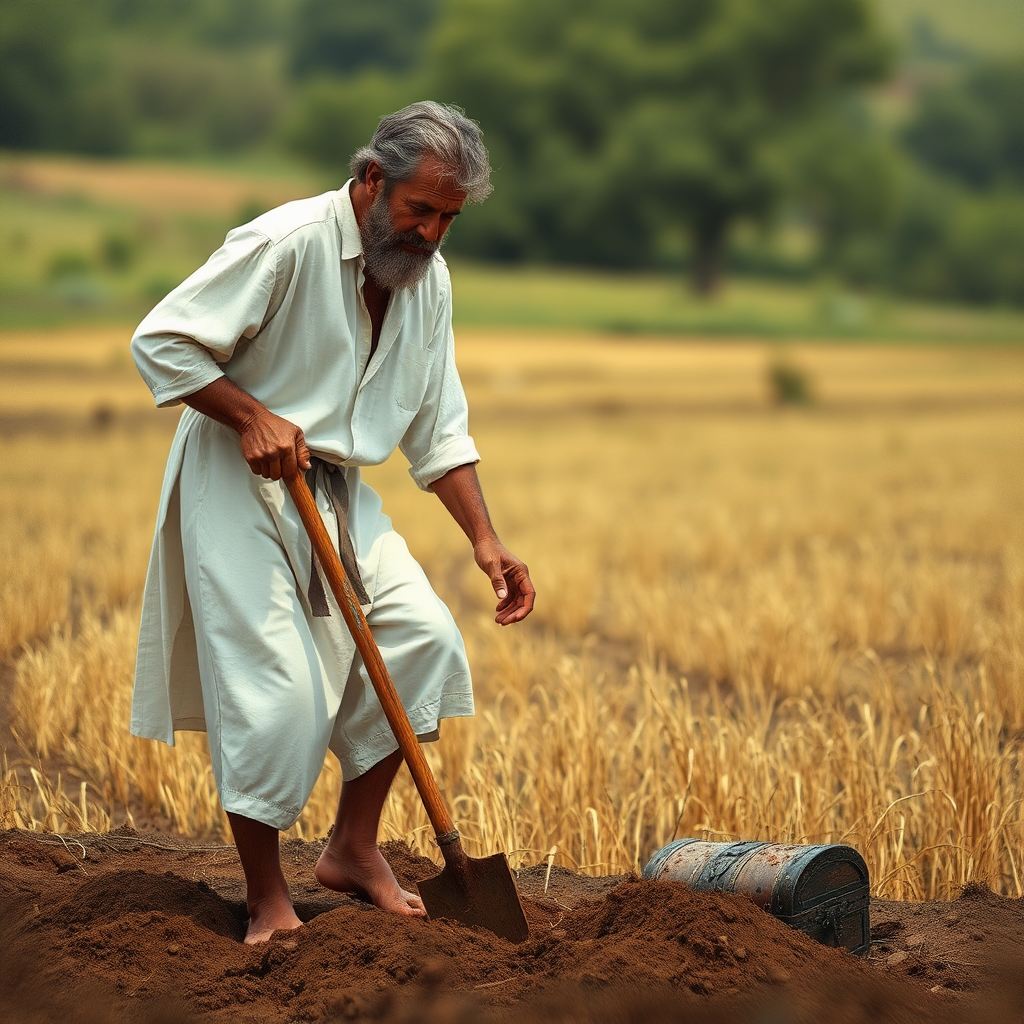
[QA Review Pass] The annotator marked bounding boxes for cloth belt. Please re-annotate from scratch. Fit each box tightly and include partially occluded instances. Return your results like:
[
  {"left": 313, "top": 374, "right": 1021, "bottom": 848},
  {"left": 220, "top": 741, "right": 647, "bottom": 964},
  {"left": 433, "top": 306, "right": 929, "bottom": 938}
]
[{"left": 305, "top": 457, "right": 370, "bottom": 616}]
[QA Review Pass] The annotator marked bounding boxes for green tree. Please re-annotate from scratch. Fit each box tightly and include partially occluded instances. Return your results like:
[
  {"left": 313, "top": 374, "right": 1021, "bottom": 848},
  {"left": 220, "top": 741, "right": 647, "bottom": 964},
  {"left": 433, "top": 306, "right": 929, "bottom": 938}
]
[
  {"left": 286, "top": 73, "right": 423, "bottom": 172},
  {"left": 0, "top": 0, "right": 287, "bottom": 155},
  {"left": 100, "top": 0, "right": 290, "bottom": 48},
  {"left": 903, "top": 59, "right": 1024, "bottom": 190},
  {"left": 791, "top": 109, "right": 903, "bottom": 282},
  {"left": 290, "top": 0, "right": 438, "bottom": 79},
  {"left": 0, "top": 0, "right": 85, "bottom": 148},
  {"left": 429, "top": 0, "right": 892, "bottom": 292},
  {"left": 886, "top": 178, "right": 1024, "bottom": 307}
]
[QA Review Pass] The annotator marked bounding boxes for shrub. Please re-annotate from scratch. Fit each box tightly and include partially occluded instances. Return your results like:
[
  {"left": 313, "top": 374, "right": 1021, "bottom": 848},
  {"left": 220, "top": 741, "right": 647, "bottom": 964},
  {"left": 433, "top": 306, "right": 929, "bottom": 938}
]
[{"left": 768, "top": 359, "right": 813, "bottom": 405}]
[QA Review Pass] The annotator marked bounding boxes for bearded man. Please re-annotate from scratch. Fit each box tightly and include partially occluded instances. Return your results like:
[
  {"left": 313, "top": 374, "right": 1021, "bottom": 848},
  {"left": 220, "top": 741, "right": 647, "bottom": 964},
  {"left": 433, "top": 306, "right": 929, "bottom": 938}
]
[{"left": 130, "top": 102, "right": 535, "bottom": 943}]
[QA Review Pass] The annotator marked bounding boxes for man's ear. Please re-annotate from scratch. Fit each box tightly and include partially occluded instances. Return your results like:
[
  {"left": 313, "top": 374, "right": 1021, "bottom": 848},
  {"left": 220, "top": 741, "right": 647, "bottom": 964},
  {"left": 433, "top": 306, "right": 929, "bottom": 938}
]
[{"left": 365, "top": 161, "right": 385, "bottom": 199}]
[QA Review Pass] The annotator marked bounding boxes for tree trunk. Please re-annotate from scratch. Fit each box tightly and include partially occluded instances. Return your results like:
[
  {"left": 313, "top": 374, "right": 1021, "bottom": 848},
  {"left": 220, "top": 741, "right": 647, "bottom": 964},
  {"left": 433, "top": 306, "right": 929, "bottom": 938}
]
[{"left": 691, "top": 219, "right": 728, "bottom": 296}]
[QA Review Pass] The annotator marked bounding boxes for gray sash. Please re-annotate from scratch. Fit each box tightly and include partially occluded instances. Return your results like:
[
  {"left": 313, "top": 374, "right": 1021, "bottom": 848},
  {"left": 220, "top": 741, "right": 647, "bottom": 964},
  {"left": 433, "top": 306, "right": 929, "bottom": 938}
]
[{"left": 305, "top": 458, "right": 370, "bottom": 616}]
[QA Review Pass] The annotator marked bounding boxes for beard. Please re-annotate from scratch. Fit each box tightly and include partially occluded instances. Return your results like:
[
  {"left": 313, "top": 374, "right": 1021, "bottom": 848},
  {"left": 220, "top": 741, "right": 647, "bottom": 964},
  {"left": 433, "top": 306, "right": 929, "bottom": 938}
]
[{"left": 359, "top": 188, "right": 441, "bottom": 292}]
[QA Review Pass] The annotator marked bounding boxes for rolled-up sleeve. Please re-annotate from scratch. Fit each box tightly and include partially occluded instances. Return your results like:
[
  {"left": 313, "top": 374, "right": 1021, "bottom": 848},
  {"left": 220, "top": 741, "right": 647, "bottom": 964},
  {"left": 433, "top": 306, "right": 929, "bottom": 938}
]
[
  {"left": 131, "top": 226, "right": 280, "bottom": 408},
  {"left": 400, "top": 280, "right": 480, "bottom": 491}
]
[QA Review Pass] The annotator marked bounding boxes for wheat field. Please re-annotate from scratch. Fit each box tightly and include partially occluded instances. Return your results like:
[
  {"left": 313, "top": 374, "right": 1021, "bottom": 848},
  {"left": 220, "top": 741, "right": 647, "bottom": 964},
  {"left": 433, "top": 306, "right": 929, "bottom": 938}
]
[{"left": 2, "top": 326, "right": 1023, "bottom": 901}]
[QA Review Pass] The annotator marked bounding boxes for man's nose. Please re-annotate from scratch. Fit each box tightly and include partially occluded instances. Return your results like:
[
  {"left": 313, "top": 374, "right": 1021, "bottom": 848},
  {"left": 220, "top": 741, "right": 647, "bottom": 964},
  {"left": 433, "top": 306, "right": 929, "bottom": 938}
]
[{"left": 417, "top": 215, "right": 443, "bottom": 243}]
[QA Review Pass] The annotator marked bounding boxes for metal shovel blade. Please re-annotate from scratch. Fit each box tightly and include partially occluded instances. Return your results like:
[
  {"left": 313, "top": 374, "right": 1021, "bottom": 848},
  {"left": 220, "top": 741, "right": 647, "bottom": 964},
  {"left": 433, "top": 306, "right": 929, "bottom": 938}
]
[{"left": 417, "top": 846, "right": 530, "bottom": 944}]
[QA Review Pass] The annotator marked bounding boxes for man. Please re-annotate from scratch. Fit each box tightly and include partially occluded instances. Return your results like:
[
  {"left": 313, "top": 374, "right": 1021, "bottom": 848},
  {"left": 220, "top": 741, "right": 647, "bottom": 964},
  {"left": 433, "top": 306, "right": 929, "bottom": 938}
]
[{"left": 130, "top": 102, "right": 535, "bottom": 943}]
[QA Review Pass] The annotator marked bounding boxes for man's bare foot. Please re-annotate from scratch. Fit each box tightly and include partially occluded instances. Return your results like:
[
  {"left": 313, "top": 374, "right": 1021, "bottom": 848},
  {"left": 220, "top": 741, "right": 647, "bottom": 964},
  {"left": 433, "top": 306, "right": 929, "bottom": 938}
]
[
  {"left": 316, "top": 840, "right": 426, "bottom": 917},
  {"left": 244, "top": 895, "right": 303, "bottom": 944}
]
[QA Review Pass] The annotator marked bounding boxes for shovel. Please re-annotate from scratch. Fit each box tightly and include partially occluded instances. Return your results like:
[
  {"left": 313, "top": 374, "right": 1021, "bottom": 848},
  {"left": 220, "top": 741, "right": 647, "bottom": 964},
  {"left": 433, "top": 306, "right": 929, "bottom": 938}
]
[{"left": 285, "top": 470, "right": 530, "bottom": 944}]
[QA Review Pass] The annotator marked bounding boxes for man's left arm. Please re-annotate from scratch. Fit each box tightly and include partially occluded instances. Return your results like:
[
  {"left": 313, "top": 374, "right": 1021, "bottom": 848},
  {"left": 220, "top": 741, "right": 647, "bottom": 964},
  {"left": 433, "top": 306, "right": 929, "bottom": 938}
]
[{"left": 431, "top": 463, "right": 535, "bottom": 626}]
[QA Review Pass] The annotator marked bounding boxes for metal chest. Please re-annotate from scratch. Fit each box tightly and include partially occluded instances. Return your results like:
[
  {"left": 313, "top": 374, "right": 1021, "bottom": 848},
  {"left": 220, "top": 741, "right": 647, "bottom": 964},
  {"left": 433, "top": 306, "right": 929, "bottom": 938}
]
[{"left": 643, "top": 839, "right": 871, "bottom": 955}]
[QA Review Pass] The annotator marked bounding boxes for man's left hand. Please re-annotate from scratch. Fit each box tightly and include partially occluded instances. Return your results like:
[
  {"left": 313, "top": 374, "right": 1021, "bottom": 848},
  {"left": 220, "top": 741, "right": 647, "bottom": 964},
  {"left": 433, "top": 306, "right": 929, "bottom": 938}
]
[{"left": 473, "top": 539, "right": 536, "bottom": 625}]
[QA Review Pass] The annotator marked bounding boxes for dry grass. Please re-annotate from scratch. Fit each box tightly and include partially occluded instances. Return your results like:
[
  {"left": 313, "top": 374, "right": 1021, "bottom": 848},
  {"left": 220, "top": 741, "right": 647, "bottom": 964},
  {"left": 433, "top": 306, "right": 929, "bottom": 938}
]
[
  {"left": 2, "top": 329, "right": 1023, "bottom": 901},
  {"left": 0, "top": 154, "right": 320, "bottom": 216}
]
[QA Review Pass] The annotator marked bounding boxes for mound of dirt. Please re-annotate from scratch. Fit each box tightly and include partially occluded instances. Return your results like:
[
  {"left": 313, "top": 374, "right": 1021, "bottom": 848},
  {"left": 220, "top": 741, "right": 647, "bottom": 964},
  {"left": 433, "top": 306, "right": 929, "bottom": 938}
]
[
  {"left": 41, "top": 869, "right": 241, "bottom": 937},
  {"left": 1, "top": 829, "right": 1021, "bottom": 1024}
]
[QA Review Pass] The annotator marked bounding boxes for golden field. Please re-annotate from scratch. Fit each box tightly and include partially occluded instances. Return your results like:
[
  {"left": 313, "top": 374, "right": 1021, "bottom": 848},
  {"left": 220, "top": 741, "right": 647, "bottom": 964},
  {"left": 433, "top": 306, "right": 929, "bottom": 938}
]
[
  {"left": 0, "top": 153, "right": 321, "bottom": 217},
  {"left": 2, "top": 325, "right": 1023, "bottom": 901}
]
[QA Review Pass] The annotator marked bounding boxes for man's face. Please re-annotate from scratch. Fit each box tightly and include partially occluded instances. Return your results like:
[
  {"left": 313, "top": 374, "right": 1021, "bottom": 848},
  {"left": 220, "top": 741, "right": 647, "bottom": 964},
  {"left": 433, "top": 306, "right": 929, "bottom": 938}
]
[{"left": 360, "top": 157, "right": 467, "bottom": 292}]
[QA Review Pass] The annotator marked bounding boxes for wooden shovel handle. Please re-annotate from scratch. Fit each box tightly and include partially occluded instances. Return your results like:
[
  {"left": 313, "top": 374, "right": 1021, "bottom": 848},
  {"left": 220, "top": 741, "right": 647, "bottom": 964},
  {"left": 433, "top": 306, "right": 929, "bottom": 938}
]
[{"left": 285, "top": 471, "right": 457, "bottom": 840}]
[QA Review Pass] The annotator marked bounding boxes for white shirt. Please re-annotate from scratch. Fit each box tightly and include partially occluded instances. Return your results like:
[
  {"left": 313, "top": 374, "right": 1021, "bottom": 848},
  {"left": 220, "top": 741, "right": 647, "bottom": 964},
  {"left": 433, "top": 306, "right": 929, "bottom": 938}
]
[{"left": 131, "top": 179, "right": 479, "bottom": 490}]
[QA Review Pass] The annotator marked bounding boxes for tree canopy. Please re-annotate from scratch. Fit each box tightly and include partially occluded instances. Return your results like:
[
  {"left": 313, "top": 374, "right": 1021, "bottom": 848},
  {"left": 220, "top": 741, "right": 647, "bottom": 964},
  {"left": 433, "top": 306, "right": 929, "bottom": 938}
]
[
  {"left": 1, "top": 0, "right": 1021, "bottom": 305},
  {"left": 429, "top": 0, "right": 892, "bottom": 291},
  {"left": 290, "top": 0, "right": 438, "bottom": 79},
  {"left": 903, "top": 60, "right": 1024, "bottom": 190}
]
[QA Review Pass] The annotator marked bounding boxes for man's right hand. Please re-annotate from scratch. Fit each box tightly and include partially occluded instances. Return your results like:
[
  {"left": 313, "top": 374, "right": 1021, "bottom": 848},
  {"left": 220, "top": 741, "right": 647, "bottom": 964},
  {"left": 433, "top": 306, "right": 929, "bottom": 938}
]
[
  {"left": 182, "top": 377, "right": 311, "bottom": 481},
  {"left": 239, "top": 409, "right": 312, "bottom": 481}
]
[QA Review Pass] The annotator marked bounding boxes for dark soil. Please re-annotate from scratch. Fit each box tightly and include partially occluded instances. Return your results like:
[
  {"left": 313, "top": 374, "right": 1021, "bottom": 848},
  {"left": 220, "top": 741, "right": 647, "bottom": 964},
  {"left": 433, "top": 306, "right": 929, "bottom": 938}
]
[{"left": 1, "top": 828, "right": 1022, "bottom": 1024}]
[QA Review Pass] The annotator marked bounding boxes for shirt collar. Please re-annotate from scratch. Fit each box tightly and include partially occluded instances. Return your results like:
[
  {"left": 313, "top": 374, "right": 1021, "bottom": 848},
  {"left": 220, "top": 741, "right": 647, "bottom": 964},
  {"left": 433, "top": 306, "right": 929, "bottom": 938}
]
[{"left": 335, "top": 179, "right": 364, "bottom": 261}]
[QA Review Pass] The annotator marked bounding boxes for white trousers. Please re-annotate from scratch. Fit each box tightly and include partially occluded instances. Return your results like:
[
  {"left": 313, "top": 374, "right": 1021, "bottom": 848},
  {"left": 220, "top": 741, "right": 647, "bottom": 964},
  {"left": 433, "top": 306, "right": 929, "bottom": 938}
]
[{"left": 177, "top": 418, "right": 473, "bottom": 830}]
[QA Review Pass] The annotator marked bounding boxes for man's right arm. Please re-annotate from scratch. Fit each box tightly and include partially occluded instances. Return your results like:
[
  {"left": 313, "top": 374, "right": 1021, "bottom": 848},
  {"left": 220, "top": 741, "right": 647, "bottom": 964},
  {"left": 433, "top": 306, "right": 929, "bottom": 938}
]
[
  {"left": 131, "top": 225, "right": 280, "bottom": 409},
  {"left": 183, "top": 377, "right": 310, "bottom": 482},
  {"left": 129, "top": 226, "right": 306, "bottom": 481}
]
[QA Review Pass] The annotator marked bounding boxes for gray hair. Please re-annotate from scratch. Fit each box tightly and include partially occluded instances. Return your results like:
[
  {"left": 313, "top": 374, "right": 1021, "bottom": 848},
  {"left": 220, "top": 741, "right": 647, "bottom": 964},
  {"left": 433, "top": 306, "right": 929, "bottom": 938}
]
[{"left": 350, "top": 101, "right": 492, "bottom": 204}]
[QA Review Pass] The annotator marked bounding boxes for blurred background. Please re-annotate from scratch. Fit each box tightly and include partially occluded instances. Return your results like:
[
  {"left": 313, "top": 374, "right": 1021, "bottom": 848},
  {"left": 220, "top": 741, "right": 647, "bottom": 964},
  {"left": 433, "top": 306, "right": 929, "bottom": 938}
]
[{"left": 0, "top": 0, "right": 1022, "bottom": 338}]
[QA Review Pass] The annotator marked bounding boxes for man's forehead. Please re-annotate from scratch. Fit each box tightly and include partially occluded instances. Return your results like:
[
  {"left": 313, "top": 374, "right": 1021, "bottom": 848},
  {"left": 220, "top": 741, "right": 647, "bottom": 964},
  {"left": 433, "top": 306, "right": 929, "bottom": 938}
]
[{"left": 399, "top": 158, "right": 467, "bottom": 210}]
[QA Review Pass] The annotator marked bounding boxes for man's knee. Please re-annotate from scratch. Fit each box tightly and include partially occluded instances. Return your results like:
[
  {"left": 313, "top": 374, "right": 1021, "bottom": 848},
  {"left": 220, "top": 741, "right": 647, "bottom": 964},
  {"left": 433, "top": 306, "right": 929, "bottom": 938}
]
[
  {"left": 391, "top": 597, "right": 467, "bottom": 674},
  {"left": 421, "top": 606, "right": 466, "bottom": 660}
]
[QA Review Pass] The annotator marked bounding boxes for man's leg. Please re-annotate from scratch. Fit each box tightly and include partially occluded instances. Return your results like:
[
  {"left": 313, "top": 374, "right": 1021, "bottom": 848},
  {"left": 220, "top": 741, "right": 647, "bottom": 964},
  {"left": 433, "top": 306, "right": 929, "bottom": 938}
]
[
  {"left": 319, "top": 529, "right": 471, "bottom": 915},
  {"left": 315, "top": 749, "right": 425, "bottom": 916},
  {"left": 228, "top": 812, "right": 303, "bottom": 943},
  {"left": 178, "top": 423, "right": 350, "bottom": 942}
]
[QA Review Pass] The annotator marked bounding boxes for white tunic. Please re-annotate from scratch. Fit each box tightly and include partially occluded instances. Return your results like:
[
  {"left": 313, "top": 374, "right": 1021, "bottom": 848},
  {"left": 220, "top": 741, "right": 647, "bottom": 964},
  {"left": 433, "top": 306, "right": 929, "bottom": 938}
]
[{"left": 130, "top": 182, "right": 480, "bottom": 811}]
